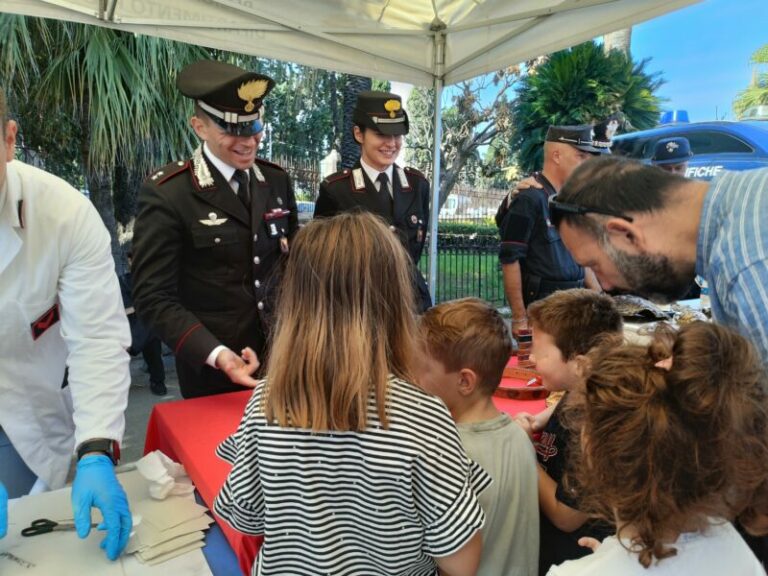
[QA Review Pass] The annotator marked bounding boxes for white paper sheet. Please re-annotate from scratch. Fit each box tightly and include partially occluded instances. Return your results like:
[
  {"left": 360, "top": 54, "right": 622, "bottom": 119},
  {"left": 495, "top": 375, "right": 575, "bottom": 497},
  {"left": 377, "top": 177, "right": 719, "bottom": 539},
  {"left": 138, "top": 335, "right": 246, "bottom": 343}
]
[{"left": 0, "top": 470, "right": 213, "bottom": 576}]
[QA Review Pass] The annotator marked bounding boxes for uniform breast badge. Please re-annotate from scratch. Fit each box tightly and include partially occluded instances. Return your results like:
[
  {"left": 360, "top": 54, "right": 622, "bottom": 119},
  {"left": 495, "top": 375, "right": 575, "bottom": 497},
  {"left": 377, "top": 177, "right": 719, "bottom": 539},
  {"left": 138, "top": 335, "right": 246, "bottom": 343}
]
[{"left": 199, "top": 212, "right": 228, "bottom": 226}]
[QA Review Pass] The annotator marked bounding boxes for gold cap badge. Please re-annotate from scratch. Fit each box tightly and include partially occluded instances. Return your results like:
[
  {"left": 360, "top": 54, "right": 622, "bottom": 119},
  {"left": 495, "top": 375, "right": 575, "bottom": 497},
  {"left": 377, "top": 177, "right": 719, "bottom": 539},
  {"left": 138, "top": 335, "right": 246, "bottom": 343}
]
[
  {"left": 384, "top": 99, "right": 401, "bottom": 119},
  {"left": 238, "top": 79, "right": 269, "bottom": 113}
]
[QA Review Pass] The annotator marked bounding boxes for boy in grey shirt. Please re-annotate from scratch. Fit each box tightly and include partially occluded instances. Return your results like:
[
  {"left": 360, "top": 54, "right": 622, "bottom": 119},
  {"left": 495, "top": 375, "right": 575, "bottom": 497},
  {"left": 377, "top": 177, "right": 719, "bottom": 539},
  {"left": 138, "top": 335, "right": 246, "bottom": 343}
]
[{"left": 418, "top": 298, "right": 539, "bottom": 576}]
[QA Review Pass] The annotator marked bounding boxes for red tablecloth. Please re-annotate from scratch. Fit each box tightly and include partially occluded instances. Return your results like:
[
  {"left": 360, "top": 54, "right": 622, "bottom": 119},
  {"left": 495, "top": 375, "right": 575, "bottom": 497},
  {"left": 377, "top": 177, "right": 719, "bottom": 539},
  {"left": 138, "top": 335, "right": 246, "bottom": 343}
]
[{"left": 144, "top": 369, "right": 545, "bottom": 575}]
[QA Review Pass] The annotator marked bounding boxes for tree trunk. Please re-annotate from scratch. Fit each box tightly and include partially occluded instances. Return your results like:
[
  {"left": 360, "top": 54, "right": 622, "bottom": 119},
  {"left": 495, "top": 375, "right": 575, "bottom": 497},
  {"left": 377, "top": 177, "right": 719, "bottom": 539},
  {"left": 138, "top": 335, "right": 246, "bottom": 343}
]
[
  {"left": 603, "top": 28, "right": 632, "bottom": 55},
  {"left": 329, "top": 72, "right": 341, "bottom": 150},
  {"left": 341, "top": 75, "right": 372, "bottom": 168}
]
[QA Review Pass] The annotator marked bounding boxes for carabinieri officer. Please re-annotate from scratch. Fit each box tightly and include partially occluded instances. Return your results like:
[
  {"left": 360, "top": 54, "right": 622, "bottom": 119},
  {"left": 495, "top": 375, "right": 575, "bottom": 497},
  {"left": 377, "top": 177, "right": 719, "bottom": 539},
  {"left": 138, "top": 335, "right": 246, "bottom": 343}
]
[
  {"left": 314, "top": 91, "right": 432, "bottom": 312},
  {"left": 132, "top": 60, "right": 298, "bottom": 398}
]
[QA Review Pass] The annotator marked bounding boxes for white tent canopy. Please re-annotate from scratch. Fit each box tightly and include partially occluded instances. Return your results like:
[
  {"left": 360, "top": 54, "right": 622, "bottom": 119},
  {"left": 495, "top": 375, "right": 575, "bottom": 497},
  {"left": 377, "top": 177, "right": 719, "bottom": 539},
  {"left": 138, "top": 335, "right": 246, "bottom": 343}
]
[
  {"left": 1, "top": 0, "right": 699, "bottom": 295},
  {"left": 2, "top": 0, "right": 697, "bottom": 86}
]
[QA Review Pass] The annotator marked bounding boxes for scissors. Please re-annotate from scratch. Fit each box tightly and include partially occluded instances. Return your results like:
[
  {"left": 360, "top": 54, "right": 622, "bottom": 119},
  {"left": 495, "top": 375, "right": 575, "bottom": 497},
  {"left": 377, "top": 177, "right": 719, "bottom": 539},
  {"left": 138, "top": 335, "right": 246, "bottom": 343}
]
[{"left": 21, "top": 518, "right": 96, "bottom": 537}]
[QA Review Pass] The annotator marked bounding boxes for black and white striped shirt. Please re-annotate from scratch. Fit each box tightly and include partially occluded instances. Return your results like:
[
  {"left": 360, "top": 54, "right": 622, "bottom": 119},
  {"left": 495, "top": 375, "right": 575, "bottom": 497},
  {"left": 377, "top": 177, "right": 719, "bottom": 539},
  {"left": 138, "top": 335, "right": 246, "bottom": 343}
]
[{"left": 214, "top": 376, "right": 491, "bottom": 576}]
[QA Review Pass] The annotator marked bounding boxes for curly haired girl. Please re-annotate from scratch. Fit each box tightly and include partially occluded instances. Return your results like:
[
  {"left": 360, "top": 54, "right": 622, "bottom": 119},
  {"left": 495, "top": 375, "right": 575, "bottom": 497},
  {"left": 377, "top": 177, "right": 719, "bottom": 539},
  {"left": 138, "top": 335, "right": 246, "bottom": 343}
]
[{"left": 549, "top": 321, "right": 768, "bottom": 575}]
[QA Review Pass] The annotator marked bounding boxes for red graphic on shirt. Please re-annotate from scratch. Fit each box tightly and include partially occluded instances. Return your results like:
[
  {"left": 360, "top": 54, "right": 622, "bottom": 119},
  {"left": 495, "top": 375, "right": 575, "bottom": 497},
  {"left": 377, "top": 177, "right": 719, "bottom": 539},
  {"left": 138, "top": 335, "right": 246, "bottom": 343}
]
[
  {"left": 535, "top": 430, "right": 558, "bottom": 462},
  {"left": 31, "top": 304, "right": 60, "bottom": 340}
]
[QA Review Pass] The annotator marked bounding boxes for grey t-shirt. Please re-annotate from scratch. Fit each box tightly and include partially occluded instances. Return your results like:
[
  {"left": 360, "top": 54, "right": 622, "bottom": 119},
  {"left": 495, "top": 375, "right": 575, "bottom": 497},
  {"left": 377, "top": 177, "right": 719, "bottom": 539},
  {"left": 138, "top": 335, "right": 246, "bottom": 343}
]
[{"left": 458, "top": 413, "right": 540, "bottom": 576}]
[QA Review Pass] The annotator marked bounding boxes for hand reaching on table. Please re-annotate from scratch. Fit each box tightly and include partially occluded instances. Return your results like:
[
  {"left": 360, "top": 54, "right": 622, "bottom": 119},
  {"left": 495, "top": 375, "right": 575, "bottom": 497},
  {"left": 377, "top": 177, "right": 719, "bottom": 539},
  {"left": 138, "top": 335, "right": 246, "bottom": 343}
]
[
  {"left": 216, "top": 347, "right": 260, "bottom": 388},
  {"left": 1, "top": 481, "right": 7, "bottom": 539},
  {"left": 72, "top": 455, "right": 132, "bottom": 561}
]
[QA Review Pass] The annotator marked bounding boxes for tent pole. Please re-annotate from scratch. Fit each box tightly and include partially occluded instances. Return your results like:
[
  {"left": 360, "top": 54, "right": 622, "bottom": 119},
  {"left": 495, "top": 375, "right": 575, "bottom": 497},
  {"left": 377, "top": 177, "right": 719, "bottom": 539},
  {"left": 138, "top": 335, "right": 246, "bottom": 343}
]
[{"left": 427, "top": 30, "right": 445, "bottom": 303}]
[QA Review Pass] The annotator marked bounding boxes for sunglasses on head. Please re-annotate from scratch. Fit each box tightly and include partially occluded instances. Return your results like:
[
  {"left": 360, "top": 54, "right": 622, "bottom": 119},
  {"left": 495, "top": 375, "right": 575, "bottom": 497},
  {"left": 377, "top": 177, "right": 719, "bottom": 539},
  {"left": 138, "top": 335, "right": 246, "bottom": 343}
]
[{"left": 548, "top": 194, "right": 634, "bottom": 228}]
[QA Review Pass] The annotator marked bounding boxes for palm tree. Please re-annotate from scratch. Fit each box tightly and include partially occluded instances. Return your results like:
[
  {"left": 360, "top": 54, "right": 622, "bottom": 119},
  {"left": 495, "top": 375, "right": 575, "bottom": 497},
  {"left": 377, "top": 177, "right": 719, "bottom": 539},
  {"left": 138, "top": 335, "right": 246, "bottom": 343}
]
[
  {"left": 603, "top": 28, "right": 632, "bottom": 55},
  {"left": 340, "top": 74, "right": 372, "bottom": 168},
  {"left": 511, "top": 40, "right": 663, "bottom": 174},
  {"left": 0, "top": 15, "right": 208, "bottom": 269},
  {"left": 733, "top": 45, "right": 768, "bottom": 119}
]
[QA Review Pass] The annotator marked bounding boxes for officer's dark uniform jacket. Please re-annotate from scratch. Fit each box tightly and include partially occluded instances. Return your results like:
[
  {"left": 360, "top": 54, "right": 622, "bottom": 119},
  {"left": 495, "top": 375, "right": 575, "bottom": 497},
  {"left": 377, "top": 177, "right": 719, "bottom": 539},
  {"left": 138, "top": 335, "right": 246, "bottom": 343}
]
[
  {"left": 498, "top": 172, "right": 584, "bottom": 306},
  {"left": 132, "top": 146, "right": 298, "bottom": 398},
  {"left": 314, "top": 160, "right": 432, "bottom": 312}
]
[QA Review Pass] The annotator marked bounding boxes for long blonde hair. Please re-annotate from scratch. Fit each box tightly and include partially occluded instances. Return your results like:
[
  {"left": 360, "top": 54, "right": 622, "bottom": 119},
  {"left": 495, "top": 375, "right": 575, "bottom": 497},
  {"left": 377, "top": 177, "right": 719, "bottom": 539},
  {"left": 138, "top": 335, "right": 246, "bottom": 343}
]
[{"left": 264, "top": 211, "right": 418, "bottom": 431}]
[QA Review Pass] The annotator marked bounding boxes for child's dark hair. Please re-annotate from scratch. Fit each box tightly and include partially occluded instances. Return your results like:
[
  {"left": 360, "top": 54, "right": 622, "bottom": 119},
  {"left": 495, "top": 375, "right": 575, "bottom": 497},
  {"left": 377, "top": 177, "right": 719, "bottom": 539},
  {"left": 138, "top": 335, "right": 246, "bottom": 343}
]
[
  {"left": 419, "top": 297, "right": 513, "bottom": 395},
  {"left": 568, "top": 322, "right": 768, "bottom": 568},
  {"left": 527, "top": 289, "right": 623, "bottom": 359}
]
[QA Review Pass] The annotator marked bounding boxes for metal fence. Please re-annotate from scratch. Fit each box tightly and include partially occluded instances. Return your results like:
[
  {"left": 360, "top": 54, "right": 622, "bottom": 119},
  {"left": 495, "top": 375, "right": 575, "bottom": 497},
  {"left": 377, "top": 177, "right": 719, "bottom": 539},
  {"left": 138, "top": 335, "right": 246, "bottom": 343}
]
[{"left": 418, "top": 218, "right": 506, "bottom": 307}]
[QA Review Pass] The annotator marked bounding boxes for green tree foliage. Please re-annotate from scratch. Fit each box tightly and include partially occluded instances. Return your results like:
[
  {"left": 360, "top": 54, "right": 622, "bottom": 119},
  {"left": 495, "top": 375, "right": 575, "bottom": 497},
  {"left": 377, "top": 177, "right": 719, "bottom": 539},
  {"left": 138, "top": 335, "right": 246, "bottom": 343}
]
[
  {"left": 0, "top": 15, "right": 210, "bottom": 270},
  {"left": 512, "top": 41, "right": 663, "bottom": 174},
  {"left": 257, "top": 61, "right": 338, "bottom": 161},
  {"left": 406, "top": 68, "right": 519, "bottom": 210},
  {"left": 340, "top": 74, "right": 372, "bottom": 168},
  {"left": 733, "top": 45, "right": 768, "bottom": 119},
  {"left": 0, "top": 15, "right": 346, "bottom": 269}
]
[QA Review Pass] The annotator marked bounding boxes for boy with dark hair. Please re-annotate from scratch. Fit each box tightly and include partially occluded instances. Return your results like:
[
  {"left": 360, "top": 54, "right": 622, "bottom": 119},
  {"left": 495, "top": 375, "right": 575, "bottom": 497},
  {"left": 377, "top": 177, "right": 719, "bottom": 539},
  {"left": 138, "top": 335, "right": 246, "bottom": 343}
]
[
  {"left": 516, "top": 289, "right": 623, "bottom": 575},
  {"left": 418, "top": 297, "right": 539, "bottom": 576}
]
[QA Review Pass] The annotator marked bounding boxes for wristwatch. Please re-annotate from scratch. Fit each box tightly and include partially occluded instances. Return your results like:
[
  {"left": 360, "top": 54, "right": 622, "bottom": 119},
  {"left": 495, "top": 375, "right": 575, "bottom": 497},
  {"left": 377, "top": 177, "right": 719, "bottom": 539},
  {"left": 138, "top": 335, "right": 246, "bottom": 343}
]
[{"left": 76, "top": 438, "right": 121, "bottom": 465}]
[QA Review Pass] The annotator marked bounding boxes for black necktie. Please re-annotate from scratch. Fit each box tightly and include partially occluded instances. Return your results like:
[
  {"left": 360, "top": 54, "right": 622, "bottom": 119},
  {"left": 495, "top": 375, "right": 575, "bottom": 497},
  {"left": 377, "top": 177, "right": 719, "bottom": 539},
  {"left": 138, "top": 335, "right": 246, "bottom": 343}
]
[
  {"left": 377, "top": 172, "right": 390, "bottom": 194},
  {"left": 233, "top": 169, "right": 250, "bottom": 209}
]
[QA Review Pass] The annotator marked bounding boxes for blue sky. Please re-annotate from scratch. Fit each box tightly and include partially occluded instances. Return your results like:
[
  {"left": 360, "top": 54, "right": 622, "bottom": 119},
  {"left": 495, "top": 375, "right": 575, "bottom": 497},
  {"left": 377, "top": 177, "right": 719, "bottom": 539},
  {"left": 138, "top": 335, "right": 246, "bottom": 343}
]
[{"left": 631, "top": 0, "right": 767, "bottom": 122}]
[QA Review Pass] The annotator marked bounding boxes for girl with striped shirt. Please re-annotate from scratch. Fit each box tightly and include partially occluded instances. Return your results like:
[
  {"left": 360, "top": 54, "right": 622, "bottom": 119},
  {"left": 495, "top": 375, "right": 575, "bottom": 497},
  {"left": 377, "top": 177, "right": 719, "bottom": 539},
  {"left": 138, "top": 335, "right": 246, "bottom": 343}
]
[{"left": 215, "top": 212, "right": 490, "bottom": 576}]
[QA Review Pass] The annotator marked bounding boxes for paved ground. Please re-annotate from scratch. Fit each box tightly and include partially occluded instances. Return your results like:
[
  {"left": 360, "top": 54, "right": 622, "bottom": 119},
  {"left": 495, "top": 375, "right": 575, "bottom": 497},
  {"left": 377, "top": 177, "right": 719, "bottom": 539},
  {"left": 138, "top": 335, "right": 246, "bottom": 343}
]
[{"left": 122, "top": 352, "right": 181, "bottom": 463}]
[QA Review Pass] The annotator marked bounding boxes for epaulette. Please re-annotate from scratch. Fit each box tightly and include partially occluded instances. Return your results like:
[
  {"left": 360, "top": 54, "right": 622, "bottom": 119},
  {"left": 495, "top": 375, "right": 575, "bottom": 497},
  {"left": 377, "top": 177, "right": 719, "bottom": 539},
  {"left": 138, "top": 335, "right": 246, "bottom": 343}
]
[
  {"left": 404, "top": 166, "right": 427, "bottom": 180},
  {"left": 255, "top": 158, "right": 287, "bottom": 173},
  {"left": 149, "top": 160, "right": 189, "bottom": 186},
  {"left": 322, "top": 169, "right": 352, "bottom": 186}
]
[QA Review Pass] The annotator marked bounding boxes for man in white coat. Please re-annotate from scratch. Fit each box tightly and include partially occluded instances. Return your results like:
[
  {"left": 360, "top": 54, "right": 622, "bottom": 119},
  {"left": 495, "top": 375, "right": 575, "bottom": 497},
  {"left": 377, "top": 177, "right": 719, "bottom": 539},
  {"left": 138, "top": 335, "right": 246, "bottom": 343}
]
[{"left": 0, "top": 89, "right": 132, "bottom": 560}]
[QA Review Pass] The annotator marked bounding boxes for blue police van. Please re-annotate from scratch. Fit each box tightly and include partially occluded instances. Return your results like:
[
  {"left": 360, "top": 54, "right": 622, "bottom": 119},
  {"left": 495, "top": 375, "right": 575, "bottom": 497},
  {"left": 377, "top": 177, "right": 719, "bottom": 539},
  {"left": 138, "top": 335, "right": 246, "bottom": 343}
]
[{"left": 612, "top": 120, "right": 768, "bottom": 180}]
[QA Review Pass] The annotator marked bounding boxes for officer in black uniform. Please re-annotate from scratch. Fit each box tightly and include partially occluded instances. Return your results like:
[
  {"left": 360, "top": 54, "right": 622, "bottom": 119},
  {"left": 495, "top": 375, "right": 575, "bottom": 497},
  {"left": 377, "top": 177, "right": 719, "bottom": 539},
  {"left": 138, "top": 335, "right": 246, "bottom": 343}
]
[
  {"left": 498, "top": 125, "right": 601, "bottom": 334},
  {"left": 132, "top": 60, "right": 298, "bottom": 398},
  {"left": 314, "top": 91, "right": 432, "bottom": 312}
]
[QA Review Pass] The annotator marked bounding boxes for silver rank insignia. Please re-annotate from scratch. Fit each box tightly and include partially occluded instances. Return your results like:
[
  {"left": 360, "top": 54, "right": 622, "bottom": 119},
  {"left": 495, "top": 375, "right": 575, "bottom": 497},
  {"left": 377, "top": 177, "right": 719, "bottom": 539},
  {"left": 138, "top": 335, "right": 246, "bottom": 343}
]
[
  {"left": 199, "top": 212, "right": 228, "bottom": 226},
  {"left": 352, "top": 168, "right": 365, "bottom": 190},
  {"left": 192, "top": 146, "right": 215, "bottom": 188},
  {"left": 253, "top": 164, "right": 266, "bottom": 183},
  {"left": 397, "top": 167, "right": 411, "bottom": 191}
]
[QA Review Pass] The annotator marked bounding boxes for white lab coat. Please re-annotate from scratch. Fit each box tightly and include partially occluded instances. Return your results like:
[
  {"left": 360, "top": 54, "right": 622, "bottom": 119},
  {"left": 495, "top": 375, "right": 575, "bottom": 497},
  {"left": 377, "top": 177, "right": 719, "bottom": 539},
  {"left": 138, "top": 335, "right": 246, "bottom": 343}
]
[{"left": 0, "top": 160, "right": 130, "bottom": 489}]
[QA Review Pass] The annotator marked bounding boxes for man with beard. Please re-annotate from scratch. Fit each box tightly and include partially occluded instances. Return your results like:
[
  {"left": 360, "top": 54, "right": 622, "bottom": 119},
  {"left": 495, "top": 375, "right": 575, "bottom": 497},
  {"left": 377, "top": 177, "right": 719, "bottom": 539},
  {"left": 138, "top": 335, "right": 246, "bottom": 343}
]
[
  {"left": 551, "top": 154, "right": 768, "bottom": 361},
  {"left": 553, "top": 155, "right": 768, "bottom": 566}
]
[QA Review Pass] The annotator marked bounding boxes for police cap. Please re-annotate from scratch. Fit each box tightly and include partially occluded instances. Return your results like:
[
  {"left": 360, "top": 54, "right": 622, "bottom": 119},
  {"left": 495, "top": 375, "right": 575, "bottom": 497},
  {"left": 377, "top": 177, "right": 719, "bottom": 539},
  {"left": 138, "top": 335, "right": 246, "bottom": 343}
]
[
  {"left": 545, "top": 124, "right": 601, "bottom": 154},
  {"left": 177, "top": 60, "right": 275, "bottom": 136},
  {"left": 353, "top": 91, "right": 409, "bottom": 135},
  {"left": 651, "top": 137, "right": 693, "bottom": 165},
  {"left": 592, "top": 116, "right": 621, "bottom": 154}
]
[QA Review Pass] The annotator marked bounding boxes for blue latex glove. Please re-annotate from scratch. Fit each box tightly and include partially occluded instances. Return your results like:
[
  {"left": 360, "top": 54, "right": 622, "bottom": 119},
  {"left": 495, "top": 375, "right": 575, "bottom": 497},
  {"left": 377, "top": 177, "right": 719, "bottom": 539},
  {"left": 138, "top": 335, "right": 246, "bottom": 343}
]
[
  {"left": 0, "top": 481, "right": 7, "bottom": 539},
  {"left": 71, "top": 455, "right": 131, "bottom": 561}
]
